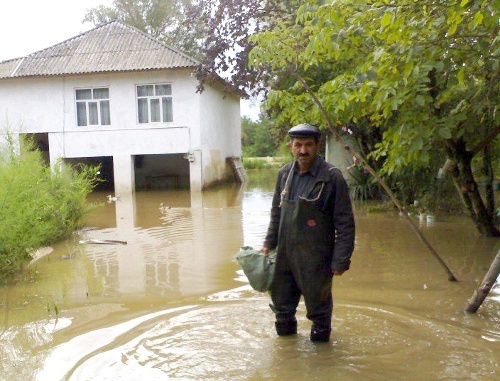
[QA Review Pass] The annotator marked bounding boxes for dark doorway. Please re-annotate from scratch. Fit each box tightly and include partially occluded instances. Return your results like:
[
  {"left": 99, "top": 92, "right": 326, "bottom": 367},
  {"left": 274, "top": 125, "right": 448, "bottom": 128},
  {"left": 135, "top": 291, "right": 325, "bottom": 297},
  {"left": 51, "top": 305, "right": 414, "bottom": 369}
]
[
  {"left": 134, "top": 154, "right": 190, "bottom": 190},
  {"left": 65, "top": 156, "right": 115, "bottom": 191},
  {"left": 22, "top": 133, "right": 49, "bottom": 166}
]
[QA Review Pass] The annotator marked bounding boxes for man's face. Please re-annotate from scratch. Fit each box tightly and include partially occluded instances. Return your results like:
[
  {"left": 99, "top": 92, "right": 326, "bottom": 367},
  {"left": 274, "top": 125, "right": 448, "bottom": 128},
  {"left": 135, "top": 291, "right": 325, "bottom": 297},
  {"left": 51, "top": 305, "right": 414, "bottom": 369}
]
[{"left": 290, "top": 136, "right": 320, "bottom": 170}]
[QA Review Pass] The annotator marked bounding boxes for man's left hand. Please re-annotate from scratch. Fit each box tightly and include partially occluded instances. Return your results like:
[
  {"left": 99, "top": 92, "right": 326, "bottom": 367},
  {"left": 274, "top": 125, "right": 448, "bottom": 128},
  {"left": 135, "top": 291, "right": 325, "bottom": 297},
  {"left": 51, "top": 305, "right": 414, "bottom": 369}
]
[{"left": 332, "top": 269, "right": 344, "bottom": 276}]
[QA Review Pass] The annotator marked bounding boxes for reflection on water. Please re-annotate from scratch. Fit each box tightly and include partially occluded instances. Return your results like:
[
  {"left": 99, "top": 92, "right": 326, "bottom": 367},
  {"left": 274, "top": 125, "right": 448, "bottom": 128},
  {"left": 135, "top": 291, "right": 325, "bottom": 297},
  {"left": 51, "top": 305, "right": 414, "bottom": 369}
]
[{"left": 0, "top": 168, "right": 499, "bottom": 381}]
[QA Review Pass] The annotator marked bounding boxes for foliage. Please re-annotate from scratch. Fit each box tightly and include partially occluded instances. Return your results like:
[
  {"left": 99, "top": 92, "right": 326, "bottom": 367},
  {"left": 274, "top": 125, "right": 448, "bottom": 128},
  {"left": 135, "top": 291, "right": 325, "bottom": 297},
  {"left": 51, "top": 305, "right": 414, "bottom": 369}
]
[
  {"left": 248, "top": 0, "right": 499, "bottom": 234},
  {"left": 250, "top": 0, "right": 498, "bottom": 166},
  {"left": 243, "top": 158, "right": 269, "bottom": 169},
  {"left": 184, "top": 0, "right": 303, "bottom": 95},
  {"left": 0, "top": 136, "right": 100, "bottom": 277},
  {"left": 241, "top": 116, "right": 279, "bottom": 157},
  {"left": 347, "top": 165, "right": 377, "bottom": 200},
  {"left": 84, "top": 0, "right": 205, "bottom": 59},
  {"left": 366, "top": 202, "right": 393, "bottom": 213}
]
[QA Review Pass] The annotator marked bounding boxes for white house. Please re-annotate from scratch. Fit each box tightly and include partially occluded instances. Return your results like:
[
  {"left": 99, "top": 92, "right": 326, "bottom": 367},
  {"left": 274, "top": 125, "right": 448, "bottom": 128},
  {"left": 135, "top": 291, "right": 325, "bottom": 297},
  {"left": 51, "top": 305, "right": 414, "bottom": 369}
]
[{"left": 0, "top": 21, "right": 243, "bottom": 194}]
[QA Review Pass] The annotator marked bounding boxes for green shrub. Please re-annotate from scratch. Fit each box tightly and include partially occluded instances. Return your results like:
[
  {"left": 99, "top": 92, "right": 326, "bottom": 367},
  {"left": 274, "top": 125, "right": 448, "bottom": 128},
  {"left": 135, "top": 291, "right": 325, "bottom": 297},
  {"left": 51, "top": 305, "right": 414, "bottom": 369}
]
[
  {"left": 0, "top": 135, "right": 100, "bottom": 277},
  {"left": 348, "top": 166, "right": 378, "bottom": 200},
  {"left": 243, "top": 157, "right": 284, "bottom": 170}
]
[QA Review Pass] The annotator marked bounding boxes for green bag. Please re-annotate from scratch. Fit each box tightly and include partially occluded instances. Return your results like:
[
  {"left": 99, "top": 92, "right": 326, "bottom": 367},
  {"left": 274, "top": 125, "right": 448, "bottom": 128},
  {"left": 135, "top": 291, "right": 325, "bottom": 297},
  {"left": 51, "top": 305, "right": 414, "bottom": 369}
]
[{"left": 235, "top": 246, "right": 277, "bottom": 292}]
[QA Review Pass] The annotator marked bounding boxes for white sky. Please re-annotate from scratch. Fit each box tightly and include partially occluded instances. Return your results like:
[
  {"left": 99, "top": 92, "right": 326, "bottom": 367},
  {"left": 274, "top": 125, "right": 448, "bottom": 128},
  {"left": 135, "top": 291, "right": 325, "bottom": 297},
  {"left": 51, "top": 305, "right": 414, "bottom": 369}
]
[
  {"left": 0, "top": 0, "right": 260, "bottom": 119},
  {"left": 0, "top": 0, "right": 111, "bottom": 61}
]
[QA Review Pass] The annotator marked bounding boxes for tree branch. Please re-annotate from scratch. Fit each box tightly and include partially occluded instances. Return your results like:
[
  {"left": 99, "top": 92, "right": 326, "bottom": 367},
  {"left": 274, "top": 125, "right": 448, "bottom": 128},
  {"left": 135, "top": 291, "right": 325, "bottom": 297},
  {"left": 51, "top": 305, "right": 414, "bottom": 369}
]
[{"left": 471, "top": 125, "right": 500, "bottom": 156}]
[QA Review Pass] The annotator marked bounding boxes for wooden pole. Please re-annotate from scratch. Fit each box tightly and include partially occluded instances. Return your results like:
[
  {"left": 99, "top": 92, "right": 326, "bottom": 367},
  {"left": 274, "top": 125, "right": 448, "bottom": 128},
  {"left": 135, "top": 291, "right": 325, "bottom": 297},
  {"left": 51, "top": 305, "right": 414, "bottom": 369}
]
[{"left": 465, "top": 249, "right": 500, "bottom": 313}]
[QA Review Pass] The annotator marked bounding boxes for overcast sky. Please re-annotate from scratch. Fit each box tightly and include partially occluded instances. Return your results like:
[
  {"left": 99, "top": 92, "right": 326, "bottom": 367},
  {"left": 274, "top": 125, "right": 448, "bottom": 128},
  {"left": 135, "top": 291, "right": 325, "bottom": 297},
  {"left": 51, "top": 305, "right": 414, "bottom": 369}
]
[
  {"left": 0, "top": 0, "right": 259, "bottom": 119},
  {"left": 0, "top": 0, "right": 111, "bottom": 61}
]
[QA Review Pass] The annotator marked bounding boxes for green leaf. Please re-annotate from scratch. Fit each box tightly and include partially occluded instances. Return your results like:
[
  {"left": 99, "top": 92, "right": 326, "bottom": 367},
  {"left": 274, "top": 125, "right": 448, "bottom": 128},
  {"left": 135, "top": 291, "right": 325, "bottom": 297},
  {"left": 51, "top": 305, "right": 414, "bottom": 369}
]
[
  {"left": 447, "top": 23, "right": 458, "bottom": 36},
  {"left": 415, "top": 95, "right": 426, "bottom": 106},
  {"left": 457, "top": 67, "right": 465, "bottom": 86},
  {"left": 460, "top": 0, "right": 470, "bottom": 7},
  {"left": 474, "top": 12, "right": 483, "bottom": 25},
  {"left": 414, "top": 137, "right": 423, "bottom": 150},
  {"left": 381, "top": 13, "right": 392, "bottom": 27},
  {"left": 438, "top": 128, "right": 452, "bottom": 139}
]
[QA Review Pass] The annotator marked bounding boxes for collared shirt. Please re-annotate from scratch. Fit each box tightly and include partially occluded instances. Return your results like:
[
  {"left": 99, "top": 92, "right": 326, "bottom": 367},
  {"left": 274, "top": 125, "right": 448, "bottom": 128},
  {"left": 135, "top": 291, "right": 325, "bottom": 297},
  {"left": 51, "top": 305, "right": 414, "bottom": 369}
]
[{"left": 289, "top": 156, "right": 320, "bottom": 201}]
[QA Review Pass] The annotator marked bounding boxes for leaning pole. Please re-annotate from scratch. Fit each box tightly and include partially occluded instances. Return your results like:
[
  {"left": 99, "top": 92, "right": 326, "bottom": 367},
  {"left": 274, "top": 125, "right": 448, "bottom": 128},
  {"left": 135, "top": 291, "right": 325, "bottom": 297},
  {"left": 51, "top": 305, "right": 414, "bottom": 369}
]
[{"left": 465, "top": 249, "right": 500, "bottom": 313}]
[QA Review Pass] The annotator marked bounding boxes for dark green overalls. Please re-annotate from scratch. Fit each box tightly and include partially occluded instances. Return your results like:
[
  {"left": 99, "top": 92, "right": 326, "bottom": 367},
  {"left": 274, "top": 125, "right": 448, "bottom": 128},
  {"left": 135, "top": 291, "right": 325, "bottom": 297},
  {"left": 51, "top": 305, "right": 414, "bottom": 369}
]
[{"left": 270, "top": 167, "right": 334, "bottom": 337}]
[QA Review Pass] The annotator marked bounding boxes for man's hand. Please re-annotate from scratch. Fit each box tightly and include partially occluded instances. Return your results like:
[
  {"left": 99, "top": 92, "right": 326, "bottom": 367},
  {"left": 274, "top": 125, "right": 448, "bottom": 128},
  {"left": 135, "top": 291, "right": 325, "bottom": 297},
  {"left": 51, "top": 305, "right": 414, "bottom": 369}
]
[
  {"left": 332, "top": 269, "right": 344, "bottom": 276},
  {"left": 260, "top": 247, "right": 270, "bottom": 256}
]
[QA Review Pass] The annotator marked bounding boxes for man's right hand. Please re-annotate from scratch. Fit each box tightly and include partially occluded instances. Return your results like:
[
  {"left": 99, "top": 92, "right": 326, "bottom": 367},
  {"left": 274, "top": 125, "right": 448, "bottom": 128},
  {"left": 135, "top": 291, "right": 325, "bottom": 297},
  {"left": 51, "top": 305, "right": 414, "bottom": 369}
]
[{"left": 260, "top": 247, "right": 270, "bottom": 256}]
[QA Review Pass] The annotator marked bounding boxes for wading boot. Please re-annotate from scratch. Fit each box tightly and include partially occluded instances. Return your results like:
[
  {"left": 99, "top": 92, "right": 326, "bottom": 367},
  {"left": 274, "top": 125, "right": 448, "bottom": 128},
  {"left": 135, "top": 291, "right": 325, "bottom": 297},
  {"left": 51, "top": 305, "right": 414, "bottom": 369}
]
[
  {"left": 275, "top": 320, "right": 297, "bottom": 336},
  {"left": 310, "top": 326, "right": 331, "bottom": 342}
]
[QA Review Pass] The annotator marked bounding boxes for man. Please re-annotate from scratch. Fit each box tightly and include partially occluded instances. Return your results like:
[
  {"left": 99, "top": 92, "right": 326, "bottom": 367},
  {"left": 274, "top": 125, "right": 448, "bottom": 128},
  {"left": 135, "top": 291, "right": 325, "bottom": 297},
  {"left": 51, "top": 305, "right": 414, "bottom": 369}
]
[{"left": 261, "top": 123, "right": 355, "bottom": 342}]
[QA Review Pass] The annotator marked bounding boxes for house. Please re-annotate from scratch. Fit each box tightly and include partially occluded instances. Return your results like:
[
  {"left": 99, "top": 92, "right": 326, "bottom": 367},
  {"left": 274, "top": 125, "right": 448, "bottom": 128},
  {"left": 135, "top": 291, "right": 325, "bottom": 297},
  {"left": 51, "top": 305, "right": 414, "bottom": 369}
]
[{"left": 0, "top": 21, "right": 244, "bottom": 194}]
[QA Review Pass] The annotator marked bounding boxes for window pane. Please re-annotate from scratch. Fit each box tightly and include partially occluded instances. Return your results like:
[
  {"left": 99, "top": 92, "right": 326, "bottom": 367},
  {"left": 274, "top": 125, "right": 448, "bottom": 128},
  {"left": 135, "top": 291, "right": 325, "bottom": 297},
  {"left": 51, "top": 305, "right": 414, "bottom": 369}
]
[
  {"left": 150, "top": 99, "right": 160, "bottom": 122},
  {"left": 77, "top": 102, "right": 87, "bottom": 126},
  {"left": 156, "top": 84, "right": 172, "bottom": 96},
  {"left": 93, "top": 88, "right": 109, "bottom": 99},
  {"left": 162, "top": 97, "right": 173, "bottom": 122},
  {"left": 100, "top": 100, "right": 111, "bottom": 125},
  {"left": 137, "top": 85, "right": 154, "bottom": 97},
  {"left": 89, "top": 102, "right": 98, "bottom": 125},
  {"left": 138, "top": 98, "right": 148, "bottom": 123},
  {"left": 76, "top": 89, "right": 92, "bottom": 100}
]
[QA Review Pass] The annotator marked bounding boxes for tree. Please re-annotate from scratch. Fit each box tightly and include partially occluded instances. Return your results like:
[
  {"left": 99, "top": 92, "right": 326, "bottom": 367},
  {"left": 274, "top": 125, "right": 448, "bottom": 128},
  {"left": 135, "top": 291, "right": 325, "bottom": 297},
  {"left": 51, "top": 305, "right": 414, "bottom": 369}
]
[
  {"left": 242, "top": 116, "right": 279, "bottom": 157},
  {"left": 249, "top": 0, "right": 499, "bottom": 236},
  {"left": 83, "top": 0, "right": 204, "bottom": 58},
  {"left": 185, "top": 0, "right": 303, "bottom": 95}
]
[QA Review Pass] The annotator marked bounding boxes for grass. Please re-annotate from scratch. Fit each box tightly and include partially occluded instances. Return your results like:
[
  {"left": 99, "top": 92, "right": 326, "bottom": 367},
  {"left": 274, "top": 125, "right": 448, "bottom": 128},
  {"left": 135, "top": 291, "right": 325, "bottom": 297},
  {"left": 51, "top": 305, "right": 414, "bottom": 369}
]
[{"left": 243, "top": 156, "right": 285, "bottom": 170}]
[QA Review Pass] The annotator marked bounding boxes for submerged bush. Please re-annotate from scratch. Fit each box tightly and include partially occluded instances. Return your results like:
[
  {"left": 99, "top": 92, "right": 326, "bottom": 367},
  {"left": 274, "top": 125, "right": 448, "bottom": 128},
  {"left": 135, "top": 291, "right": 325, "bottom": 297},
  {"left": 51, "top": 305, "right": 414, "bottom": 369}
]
[{"left": 0, "top": 135, "right": 100, "bottom": 277}]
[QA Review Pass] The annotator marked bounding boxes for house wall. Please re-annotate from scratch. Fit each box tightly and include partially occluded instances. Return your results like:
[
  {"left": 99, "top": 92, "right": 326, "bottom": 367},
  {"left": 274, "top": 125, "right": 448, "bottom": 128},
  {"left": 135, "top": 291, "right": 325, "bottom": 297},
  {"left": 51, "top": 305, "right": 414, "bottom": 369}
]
[
  {"left": 0, "top": 69, "right": 241, "bottom": 192},
  {"left": 198, "top": 85, "right": 241, "bottom": 188},
  {"left": 325, "top": 136, "right": 357, "bottom": 182}
]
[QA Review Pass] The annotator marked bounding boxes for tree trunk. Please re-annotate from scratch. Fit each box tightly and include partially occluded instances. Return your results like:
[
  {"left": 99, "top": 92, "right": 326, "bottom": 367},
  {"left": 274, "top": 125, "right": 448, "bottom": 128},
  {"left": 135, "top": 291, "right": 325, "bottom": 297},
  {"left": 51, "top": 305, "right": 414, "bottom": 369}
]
[
  {"left": 465, "top": 249, "right": 500, "bottom": 313},
  {"left": 482, "top": 145, "right": 495, "bottom": 218},
  {"left": 447, "top": 140, "right": 500, "bottom": 237}
]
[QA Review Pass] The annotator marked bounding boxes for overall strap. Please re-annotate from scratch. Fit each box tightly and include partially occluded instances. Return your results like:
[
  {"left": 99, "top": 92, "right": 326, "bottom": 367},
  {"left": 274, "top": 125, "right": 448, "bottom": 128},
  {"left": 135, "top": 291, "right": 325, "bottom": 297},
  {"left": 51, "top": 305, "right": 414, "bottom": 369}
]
[
  {"left": 280, "top": 162, "right": 296, "bottom": 207},
  {"left": 299, "top": 163, "right": 335, "bottom": 202}
]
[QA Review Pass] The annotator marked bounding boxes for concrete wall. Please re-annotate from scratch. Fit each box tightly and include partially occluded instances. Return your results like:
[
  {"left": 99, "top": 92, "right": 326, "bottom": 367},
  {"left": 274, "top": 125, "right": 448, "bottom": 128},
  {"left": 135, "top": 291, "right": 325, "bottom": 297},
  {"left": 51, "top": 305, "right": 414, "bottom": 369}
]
[
  {"left": 325, "top": 136, "right": 357, "bottom": 182},
  {"left": 0, "top": 69, "right": 241, "bottom": 192},
  {"left": 198, "top": 85, "right": 241, "bottom": 188}
]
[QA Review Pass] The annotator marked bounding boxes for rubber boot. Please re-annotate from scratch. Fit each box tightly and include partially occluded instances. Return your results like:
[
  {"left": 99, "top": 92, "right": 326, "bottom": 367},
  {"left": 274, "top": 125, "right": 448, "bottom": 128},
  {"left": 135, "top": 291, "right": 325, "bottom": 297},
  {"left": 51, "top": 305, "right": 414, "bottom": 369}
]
[
  {"left": 310, "top": 326, "right": 331, "bottom": 342},
  {"left": 275, "top": 320, "right": 297, "bottom": 336}
]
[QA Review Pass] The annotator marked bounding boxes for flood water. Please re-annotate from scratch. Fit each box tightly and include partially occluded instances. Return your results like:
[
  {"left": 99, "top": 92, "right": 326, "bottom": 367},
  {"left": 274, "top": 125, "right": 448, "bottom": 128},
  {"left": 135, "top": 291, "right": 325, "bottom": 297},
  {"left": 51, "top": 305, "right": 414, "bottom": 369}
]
[{"left": 0, "top": 169, "right": 499, "bottom": 381}]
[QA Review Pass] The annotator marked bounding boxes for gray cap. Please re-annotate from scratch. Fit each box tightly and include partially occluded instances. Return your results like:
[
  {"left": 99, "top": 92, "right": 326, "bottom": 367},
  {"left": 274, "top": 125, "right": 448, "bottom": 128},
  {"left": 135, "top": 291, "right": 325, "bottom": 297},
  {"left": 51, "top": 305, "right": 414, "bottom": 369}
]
[{"left": 288, "top": 123, "right": 321, "bottom": 138}]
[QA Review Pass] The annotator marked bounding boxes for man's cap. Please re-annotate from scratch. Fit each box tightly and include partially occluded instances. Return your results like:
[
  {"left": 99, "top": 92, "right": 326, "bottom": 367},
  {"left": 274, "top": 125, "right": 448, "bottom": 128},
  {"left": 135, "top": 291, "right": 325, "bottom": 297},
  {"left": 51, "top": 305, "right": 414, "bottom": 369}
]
[{"left": 288, "top": 123, "right": 321, "bottom": 138}]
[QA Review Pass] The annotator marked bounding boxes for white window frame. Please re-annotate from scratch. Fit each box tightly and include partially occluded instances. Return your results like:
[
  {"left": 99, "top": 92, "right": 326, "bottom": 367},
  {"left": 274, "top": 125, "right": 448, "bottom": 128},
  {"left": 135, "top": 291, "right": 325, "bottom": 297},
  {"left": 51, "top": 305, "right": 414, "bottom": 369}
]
[
  {"left": 75, "top": 87, "right": 111, "bottom": 127},
  {"left": 136, "top": 83, "right": 173, "bottom": 124}
]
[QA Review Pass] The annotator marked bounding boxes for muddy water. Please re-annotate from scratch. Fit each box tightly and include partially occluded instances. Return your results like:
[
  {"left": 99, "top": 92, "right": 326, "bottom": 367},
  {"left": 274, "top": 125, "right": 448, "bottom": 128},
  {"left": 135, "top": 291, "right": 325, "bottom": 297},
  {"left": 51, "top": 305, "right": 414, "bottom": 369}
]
[{"left": 0, "top": 169, "right": 499, "bottom": 381}]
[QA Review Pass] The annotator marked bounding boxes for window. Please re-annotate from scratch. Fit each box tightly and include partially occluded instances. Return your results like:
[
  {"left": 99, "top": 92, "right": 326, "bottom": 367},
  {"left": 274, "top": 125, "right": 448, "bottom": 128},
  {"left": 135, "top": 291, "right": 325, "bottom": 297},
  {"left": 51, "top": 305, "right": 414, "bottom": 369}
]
[
  {"left": 76, "top": 88, "right": 111, "bottom": 126},
  {"left": 137, "top": 84, "right": 173, "bottom": 124}
]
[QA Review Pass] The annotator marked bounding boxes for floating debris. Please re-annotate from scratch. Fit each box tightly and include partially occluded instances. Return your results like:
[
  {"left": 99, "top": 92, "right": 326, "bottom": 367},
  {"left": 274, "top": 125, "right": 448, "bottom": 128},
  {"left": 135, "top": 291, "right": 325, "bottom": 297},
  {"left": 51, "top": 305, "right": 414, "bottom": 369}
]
[
  {"left": 79, "top": 239, "right": 127, "bottom": 245},
  {"left": 60, "top": 252, "right": 77, "bottom": 260},
  {"left": 29, "top": 246, "right": 54, "bottom": 265},
  {"left": 106, "top": 195, "right": 120, "bottom": 203},
  {"left": 159, "top": 202, "right": 171, "bottom": 213}
]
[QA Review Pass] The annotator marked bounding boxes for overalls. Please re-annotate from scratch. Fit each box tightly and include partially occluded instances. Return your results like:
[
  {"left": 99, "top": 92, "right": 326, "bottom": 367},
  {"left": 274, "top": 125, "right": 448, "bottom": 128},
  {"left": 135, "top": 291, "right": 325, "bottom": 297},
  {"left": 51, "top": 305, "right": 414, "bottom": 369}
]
[{"left": 270, "top": 166, "right": 334, "bottom": 334}]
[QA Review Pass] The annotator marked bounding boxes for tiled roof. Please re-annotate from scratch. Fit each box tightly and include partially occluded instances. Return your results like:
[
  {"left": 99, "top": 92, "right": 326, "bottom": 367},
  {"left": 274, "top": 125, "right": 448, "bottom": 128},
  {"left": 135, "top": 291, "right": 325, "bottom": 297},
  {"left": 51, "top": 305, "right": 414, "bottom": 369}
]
[{"left": 0, "top": 21, "right": 198, "bottom": 79}]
